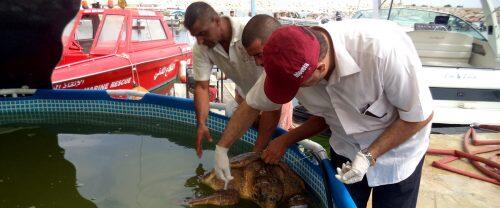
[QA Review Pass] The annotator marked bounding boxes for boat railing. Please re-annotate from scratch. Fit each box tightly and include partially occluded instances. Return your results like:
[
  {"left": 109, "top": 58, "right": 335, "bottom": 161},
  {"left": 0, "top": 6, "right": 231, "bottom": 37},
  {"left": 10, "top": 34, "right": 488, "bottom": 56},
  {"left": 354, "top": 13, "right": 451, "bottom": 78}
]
[
  {"left": 55, "top": 54, "right": 118, "bottom": 70},
  {"left": 0, "top": 88, "right": 37, "bottom": 97}
]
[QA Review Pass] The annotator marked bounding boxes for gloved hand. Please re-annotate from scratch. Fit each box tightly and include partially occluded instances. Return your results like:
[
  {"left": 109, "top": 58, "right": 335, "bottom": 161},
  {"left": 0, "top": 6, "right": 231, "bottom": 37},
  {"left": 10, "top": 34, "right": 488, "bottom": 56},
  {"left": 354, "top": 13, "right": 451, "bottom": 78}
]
[
  {"left": 335, "top": 151, "right": 370, "bottom": 184},
  {"left": 214, "top": 145, "right": 234, "bottom": 189}
]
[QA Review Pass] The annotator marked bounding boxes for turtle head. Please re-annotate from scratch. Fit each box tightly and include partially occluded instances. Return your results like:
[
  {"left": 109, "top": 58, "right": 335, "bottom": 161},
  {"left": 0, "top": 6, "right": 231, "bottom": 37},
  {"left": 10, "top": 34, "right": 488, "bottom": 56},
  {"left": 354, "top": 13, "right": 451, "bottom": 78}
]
[{"left": 253, "top": 176, "right": 283, "bottom": 208}]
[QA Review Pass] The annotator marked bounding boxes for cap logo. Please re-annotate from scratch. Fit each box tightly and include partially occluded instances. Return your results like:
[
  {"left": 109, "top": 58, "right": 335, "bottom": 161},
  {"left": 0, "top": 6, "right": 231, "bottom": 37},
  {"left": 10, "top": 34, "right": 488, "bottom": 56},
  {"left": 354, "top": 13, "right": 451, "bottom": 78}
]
[{"left": 293, "top": 63, "right": 309, "bottom": 78}]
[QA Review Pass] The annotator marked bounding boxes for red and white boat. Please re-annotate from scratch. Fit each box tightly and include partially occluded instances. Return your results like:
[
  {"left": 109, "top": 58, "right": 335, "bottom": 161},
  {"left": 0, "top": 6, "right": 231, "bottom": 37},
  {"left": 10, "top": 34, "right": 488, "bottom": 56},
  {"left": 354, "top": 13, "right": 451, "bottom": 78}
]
[{"left": 52, "top": 8, "right": 192, "bottom": 92}]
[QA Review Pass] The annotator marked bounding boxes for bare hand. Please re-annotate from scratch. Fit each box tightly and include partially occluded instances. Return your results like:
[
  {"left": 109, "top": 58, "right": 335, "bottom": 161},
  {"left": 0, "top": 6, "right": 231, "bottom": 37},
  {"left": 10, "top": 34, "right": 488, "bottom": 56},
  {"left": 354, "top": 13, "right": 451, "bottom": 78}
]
[
  {"left": 196, "top": 124, "right": 213, "bottom": 158},
  {"left": 252, "top": 139, "right": 268, "bottom": 153},
  {"left": 261, "top": 138, "right": 288, "bottom": 164}
]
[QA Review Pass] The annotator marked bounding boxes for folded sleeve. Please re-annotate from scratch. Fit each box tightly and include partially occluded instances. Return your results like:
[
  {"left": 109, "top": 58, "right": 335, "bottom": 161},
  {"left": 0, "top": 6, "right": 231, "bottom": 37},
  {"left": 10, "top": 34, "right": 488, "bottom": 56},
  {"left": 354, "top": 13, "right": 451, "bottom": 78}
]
[
  {"left": 381, "top": 48, "right": 433, "bottom": 122},
  {"left": 246, "top": 73, "right": 282, "bottom": 111},
  {"left": 192, "top": 43, "right": 213, "bottom": 81}
]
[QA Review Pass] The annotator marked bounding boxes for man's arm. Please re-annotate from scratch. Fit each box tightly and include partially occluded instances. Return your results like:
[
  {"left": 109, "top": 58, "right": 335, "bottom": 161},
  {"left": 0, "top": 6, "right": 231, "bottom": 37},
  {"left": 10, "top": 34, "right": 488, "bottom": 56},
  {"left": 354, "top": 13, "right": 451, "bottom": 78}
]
[
  {"left": 336, "top": 113, "right": 433, "bottom": 184},
  {"left": 191, "top": 43, "right": 215, "bottom": 158},
  {"left": 253, "top": 109, "right": 282, "bottom": 153},
  {"left": 337, "top": 44, "right": 435, "bottom": 184},
  {"left": 371, "top": 46, "right": 434, "bottom": 159},
  {"left": 217, "top": 101, "right": 261, "bottom": 148},
  {"left": 368, "top": 113, "right": 433, "bottom": 159},
  {"left": 262, "top": 115, "right": 328, "bottom": 164},
  {"left": 194, "top": 80, "right": 213, "bottom": 158}
]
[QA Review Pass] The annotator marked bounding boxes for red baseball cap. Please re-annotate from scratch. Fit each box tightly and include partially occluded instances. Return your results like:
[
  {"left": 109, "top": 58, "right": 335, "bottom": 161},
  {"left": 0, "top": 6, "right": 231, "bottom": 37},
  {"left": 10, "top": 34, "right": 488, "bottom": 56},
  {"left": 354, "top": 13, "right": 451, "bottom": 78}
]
[{"left": 262, "top": 25, "right": 320, "bottom": 104}]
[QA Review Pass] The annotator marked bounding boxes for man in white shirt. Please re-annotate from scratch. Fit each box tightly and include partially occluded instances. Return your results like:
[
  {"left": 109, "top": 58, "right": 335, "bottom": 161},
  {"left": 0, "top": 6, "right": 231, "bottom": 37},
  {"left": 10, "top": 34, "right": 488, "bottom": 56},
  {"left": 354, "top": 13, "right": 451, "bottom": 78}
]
[
  {"left": 183, "top": 2, "right": 291, "bottom": 160},
  {"left": 214, "top": 21, "right": 434, "bottom": 208}
]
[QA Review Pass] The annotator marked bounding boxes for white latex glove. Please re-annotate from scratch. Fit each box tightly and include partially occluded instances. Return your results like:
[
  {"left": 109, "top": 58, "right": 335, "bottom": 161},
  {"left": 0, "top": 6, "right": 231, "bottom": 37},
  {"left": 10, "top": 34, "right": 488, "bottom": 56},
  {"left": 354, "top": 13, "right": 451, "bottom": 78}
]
[
  {"left": 214, "top": 145, "right": 234, "bottom": 189},
  {"left": 335, "top": 151, "right": 370, "bottom": 184}
]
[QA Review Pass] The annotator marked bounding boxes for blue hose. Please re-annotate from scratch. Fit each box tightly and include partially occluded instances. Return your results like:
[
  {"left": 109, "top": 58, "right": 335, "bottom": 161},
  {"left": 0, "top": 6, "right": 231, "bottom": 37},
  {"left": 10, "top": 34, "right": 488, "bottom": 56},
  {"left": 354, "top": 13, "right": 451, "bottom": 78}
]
[{"left": 320, "top": 159, "right": 357, "bottom": 208}]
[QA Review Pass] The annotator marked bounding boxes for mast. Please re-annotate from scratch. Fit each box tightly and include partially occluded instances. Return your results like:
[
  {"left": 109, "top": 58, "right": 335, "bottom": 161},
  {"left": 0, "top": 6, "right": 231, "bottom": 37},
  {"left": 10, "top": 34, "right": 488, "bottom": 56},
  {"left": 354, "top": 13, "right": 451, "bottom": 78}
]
[
  {"left": 250, "top": 0, "right": 256, "bottom": 17},
  {"left": 372, "top": 0, "right": 381, "bottom": 19},
  {"left": 480, "top": 0, "right": 500, "bottom": 59}
]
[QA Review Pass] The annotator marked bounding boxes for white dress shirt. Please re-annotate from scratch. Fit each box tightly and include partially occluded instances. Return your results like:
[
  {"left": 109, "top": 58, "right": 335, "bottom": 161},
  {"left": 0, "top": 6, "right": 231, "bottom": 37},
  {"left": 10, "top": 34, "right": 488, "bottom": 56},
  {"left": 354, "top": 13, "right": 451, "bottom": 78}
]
[
  {"left": 191, "top": 16, "right": 262, "bottom": 98},
  {"left": 246, "top": 19, "right": 433, "bottom": 187}
]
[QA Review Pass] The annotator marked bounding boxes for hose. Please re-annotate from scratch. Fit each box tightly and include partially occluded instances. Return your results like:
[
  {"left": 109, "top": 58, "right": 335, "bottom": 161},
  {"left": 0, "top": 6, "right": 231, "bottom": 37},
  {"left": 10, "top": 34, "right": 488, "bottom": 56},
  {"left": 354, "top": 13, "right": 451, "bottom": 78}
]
[
  {"left": 319, "top": 159, "right": 357, "bottom": 208},
  {"left": 427, "top": 126, "right": 500, "bottom": 186}
]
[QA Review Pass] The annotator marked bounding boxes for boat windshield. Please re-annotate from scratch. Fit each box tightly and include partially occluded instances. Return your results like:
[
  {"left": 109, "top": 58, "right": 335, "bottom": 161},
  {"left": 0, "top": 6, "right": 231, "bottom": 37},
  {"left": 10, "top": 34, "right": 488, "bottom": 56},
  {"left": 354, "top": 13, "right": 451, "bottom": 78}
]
[
  {"left": 94, "top": 15, "right": 125, "bottom": 51},
  {"left": 353, "top": 8, "right": 487, "bottom": 41}
]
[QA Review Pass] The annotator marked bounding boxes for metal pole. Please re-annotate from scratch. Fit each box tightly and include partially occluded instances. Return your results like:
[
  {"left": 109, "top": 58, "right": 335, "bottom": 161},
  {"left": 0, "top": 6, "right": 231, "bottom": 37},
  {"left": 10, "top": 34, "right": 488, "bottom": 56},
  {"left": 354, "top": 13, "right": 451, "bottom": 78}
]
[
  {"left": 216, "top": 67, "right": 219, "bottom": 101},
  {"left": 220, "top": 72, "right": 224, "bottom": 103},
  {"left": 251, "top": 0, "right": 256, "bottom": 16},
  {"left": 371, "top": 0, "right": 381, "bottom": 19},
  {"left": 185, "top": 65, "right": 189, "bottom": 99},
  {"left": 387, "top": 0, "right": 394, "bottom": 20}
]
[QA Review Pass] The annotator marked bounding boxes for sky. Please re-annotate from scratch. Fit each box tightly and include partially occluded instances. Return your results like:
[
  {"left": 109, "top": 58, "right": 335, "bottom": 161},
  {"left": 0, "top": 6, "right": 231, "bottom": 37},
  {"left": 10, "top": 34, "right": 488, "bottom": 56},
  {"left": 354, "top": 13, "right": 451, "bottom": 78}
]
[
  {"left": 403, "top": 0, "right": 497, "bottom": 8},
  {"left": 91, "top": 0, "right": 499, "bottom": 9},
  {"left": 129, "top": 0, "right": 496, "bottom": 7}
]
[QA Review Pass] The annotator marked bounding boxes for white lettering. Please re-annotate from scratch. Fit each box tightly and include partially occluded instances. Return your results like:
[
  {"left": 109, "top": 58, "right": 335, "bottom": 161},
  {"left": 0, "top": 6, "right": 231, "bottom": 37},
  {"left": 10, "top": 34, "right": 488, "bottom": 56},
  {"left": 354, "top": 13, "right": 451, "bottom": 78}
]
[
  {"left": 110, "top": 77, "right": 132, "bottom": 88},
  {"left": 84, "top": 83, "right": 110, "bottom": 90},
  {"left": 293, "top": 63, "right": 309, "bottom": 78},
  {"left": 154, "top": 64, "right": 176, "bottom": 80},
  {"left": 59, "top": 79, "right": 85, "bottom": 89}
]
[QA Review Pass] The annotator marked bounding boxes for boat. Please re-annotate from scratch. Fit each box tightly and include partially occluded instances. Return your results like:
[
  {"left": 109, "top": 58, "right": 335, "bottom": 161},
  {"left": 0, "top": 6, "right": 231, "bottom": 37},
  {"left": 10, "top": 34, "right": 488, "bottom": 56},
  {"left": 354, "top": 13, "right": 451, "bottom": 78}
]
[
  {"left": 164, "top": 10, "right": 185, "bottom": 28},
  {"left": 352, "top": 0, "right": 500, "bottom": 125},
  {"left": 52, "top": 8, "right": 192, "bottom": 93},
  {"left": 278, "top": 17, "right": 322, "bottom": 26},
  {"left": 276, "top": 11, "right": 332, "bottom": 26}
]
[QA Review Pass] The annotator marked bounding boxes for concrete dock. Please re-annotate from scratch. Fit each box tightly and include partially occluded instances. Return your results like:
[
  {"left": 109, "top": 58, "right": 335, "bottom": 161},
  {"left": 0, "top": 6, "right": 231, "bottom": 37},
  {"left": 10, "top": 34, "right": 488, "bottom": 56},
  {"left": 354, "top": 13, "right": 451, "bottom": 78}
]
[{"left": 368, "top": 132, "right": 500, "bottom": 208}]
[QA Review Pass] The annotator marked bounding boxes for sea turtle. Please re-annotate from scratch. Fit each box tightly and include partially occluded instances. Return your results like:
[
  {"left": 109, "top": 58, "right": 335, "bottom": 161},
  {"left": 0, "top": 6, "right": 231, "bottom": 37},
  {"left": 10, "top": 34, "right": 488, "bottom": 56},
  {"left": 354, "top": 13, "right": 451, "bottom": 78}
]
[{"left": 185, "top": 152, "right": 309, "bottom": 208}]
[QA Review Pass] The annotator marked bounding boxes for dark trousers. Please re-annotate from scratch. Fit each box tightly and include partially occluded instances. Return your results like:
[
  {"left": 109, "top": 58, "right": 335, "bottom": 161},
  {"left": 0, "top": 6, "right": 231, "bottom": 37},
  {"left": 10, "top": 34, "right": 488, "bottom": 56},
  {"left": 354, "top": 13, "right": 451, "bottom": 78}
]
[{"left": 330, "top": 148, "right": 424, "bottom": 208}]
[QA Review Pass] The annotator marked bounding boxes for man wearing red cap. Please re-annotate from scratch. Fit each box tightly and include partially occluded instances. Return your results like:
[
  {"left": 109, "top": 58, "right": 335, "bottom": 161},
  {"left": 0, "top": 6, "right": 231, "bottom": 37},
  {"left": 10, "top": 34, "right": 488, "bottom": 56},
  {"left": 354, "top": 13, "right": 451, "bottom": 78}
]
[{"left": 214, "top": 20, "right": 433, "bottom": 208}]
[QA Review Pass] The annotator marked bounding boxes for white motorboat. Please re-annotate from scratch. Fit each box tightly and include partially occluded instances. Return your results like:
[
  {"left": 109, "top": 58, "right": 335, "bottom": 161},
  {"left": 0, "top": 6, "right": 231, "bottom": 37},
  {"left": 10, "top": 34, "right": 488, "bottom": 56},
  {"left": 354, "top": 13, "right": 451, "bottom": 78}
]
[{"left": 353, "top": 0, "right": 500, "bottom": 125}]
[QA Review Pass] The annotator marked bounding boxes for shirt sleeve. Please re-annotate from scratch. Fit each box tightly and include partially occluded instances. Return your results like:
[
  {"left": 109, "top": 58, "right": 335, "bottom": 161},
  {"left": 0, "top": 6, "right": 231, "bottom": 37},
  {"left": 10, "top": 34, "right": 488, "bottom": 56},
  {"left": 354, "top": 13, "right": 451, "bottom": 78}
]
[
  {"left": 246, "top": 73, "right": 282, "bottom": 111},
  {"left": 382, "top": 48, "right": 433, "bottom": 122},
  {"left": 192, "top": 43, "right": 213, "bottom": 81}
]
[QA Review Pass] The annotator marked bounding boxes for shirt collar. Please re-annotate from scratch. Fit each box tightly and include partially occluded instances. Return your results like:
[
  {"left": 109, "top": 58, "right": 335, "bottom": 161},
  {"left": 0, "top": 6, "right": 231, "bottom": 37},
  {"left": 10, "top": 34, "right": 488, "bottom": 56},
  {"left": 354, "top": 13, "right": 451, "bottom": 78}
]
[
  {"left": 316, "top": 25, "right": 362, "bottom": 85},
  {"left": 212, "top": 16, "right": 244, "bottom": 59},
  {"left": 225, "top": 16, "right": 243, "bottom": 45}
]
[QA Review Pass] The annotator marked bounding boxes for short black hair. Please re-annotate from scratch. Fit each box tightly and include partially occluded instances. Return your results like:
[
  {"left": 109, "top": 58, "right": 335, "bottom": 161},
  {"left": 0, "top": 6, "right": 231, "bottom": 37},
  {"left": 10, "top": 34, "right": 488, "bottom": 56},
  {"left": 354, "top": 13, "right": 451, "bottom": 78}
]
[
  {"left": 183, "top": 2, "right": 218, "bottom": 30},
  {"left": 309, "top": 28, "right": 328, "bottom": 60},
  {"left": 242, "top": 14, "right": 281, "bottom": 48}
]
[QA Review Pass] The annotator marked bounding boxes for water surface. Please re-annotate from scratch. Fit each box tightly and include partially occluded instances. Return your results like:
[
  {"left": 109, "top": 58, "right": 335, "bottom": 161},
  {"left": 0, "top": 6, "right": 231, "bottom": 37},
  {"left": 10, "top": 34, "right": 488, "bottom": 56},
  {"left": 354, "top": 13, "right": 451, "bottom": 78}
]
[{"left": 0, "top": 113, "right": 260, "bottom": 208}]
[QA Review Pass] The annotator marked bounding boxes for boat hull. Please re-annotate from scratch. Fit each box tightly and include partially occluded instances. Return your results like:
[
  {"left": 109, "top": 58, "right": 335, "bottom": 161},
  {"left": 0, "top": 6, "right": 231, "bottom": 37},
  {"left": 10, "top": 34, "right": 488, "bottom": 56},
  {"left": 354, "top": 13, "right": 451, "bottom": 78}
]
[
  {"left": 52, "top": 51, "right": 189, "bottom": 92},
  {"left": 423, "top": 66, "right": 500, "bottom": 125}
]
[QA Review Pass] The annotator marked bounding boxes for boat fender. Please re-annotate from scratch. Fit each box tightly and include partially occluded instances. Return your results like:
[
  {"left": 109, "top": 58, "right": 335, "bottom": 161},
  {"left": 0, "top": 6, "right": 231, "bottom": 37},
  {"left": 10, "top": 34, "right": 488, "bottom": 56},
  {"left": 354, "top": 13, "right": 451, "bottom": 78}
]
[
  {"left": 130, "top": 86, "right": 149, "bottom": 100},
  {"left": 179, "top": 60, "right": 187, "bottom": 83}
]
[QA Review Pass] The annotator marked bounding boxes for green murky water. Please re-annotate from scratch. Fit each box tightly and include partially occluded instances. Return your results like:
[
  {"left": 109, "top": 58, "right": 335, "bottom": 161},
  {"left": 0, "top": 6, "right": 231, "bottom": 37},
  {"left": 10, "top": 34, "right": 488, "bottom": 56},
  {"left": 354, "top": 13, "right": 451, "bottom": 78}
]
[{"left": 0, "top": 113, "right": 261, "bottom": 208}]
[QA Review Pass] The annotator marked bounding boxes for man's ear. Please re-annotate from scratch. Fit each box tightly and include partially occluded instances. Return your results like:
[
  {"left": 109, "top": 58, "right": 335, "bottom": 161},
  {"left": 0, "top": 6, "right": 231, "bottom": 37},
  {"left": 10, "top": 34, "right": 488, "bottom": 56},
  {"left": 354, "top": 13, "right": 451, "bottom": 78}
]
[
  {"left": 212, "top": 15, "right": 221, "bottom": 25},
  {"left": 316, "top": 62, "right": 327, "bottom": 74}
]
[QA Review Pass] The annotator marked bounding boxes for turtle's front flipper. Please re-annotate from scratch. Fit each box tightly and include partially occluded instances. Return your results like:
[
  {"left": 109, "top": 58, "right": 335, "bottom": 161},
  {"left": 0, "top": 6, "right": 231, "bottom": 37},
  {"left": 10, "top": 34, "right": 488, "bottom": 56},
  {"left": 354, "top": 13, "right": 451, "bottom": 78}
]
[
  {"left": 184, "top": 189, "right": 240, "bottom": 207},
  {"left": 286, "top": 194, "right": 309, "bottom": 208}
]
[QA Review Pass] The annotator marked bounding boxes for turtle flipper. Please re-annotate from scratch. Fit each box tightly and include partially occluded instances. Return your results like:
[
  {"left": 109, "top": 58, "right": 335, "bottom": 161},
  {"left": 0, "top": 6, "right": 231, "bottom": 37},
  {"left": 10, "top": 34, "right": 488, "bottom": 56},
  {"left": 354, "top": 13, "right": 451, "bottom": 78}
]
[
  {"left": 184, "top": 189, "right": 240, "bottom": 207},
  {"left": 230, "top": 152, "right": 260, "bottom": 168},
  {"left": 285, "top": 194, "right": 309, "bottom": 207}
]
